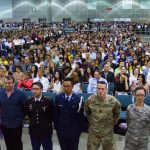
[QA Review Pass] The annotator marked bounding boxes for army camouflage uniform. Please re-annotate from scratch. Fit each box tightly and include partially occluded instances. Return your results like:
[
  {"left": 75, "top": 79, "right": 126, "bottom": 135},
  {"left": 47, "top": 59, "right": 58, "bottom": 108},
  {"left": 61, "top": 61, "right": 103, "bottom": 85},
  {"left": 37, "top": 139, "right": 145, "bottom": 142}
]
[
  {"left": 84, "top": 94, "right": 121, "bottom": 150},
  {"left": 124, "top": 104, "right": 150, "bottom": 150}
]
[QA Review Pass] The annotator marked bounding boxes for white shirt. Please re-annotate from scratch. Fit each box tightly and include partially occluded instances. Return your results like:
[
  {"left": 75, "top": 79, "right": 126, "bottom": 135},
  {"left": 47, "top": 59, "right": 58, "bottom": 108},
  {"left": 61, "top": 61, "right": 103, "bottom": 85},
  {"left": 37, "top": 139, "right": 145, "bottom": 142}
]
[
  {"left": 73, "top": 83, "right": 82, "bottom": 94},
  {"left": 33, "top": 76, "right": 49, "bottom": 92},
  {"left": 129, "top": 75, "right": 138, "bottom": 86},
  {"left": 65, "top": 94, "right": 72, "bottom": 102},
  {"left": 52, "top": 81, "right": 62, "bottom": 94},
  {"left": 145, "top": 51, "right": 150, "bottom": 57},
  {"left": 146, "top": 72, "right": 150, "bottom": 84},
  {"left": 34, "top": 95, "right": 42, "bottom": 101}
]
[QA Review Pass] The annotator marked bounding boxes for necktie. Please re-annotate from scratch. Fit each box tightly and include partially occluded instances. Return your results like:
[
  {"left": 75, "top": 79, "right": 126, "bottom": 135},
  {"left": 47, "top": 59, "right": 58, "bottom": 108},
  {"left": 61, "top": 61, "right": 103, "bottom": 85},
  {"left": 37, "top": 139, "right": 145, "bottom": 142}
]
[{"left": 66, "top": 96, "right": 69, "bottom": 103}]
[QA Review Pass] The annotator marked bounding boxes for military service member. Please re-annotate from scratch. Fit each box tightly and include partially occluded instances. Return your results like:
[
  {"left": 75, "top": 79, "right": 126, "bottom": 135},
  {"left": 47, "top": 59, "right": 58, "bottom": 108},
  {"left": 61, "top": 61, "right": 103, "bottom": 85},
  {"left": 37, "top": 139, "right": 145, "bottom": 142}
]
[
  {"left": 85, "top": 81, "right": 121, "bottom": 150},
  {"left": 24, "top": 82, "right": 54, "bottom": 150},
  {"left": 55, "top": 77, "right": 84, "bottom": 150},
  {"left": 124, "top": 87, "right": 150, "bottom": 150}
]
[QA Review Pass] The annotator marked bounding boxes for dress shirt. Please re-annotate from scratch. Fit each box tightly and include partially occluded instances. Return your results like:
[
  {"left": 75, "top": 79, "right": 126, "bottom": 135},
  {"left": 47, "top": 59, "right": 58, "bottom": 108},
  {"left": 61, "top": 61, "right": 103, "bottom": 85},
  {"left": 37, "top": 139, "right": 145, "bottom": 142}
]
[
  {"left": 34, "top": 95, "right": 42, "bottom": 101},
  {"left": 65, "top": 94, "right": 72, "bottom": 102},
  {"left": 87, "top": 77, "right": 108, "bottom": 94},
  {"left": 33, "top": 76, "right": 49, "bottom": 92}
]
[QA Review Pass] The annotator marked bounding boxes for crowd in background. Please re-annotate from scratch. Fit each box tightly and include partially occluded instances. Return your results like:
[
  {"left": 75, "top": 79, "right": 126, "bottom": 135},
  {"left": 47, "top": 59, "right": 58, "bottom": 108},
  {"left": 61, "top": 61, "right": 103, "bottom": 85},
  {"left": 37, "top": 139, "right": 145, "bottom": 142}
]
[{"left": 0, "top": 21, "right": 150, "bottom": 95}]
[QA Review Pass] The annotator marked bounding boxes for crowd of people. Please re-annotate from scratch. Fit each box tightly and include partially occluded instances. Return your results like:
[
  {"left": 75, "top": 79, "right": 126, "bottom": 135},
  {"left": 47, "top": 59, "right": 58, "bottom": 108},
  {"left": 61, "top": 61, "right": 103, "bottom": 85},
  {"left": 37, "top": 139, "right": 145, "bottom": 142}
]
[
  {"left": 0, "top": 21, "right": 150, "bottom": 95},
  {"left": 0, "top": 21, "right": 150, "bottom": 150}
]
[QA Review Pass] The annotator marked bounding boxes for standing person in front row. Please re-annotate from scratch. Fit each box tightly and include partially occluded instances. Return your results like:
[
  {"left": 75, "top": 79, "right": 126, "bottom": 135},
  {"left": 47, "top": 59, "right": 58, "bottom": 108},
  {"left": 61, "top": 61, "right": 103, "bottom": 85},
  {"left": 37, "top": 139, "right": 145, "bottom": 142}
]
[
  {"left": 24, "top": 82, "right": 54, "bottom": 150},
  {"left": 0, "top": 75, "right": 27, "bottom": 150},
  {"left": 55, "top": 77, "right": 84, "bottom": 150},
  {"left": 124, "top": 87, "right": 150, "bottom": 150},
  {"left": 85, "top": 81, "right": 121, "bottom": 150}
]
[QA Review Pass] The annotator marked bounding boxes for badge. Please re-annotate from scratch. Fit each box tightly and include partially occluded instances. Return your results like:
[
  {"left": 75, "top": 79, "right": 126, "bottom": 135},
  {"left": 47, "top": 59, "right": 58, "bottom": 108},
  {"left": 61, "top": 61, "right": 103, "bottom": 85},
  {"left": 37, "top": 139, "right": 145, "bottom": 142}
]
[{"left": 42, "top": 106, "right": 48, "bottom": 111}]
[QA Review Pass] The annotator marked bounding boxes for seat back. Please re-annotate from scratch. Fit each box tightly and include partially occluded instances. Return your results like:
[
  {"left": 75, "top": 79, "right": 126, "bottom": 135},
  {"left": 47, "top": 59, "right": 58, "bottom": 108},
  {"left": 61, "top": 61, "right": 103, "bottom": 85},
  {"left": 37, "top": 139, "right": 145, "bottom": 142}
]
[
  {"left": 115, "top": 95, "right": 133, "bottom": 108},
  {"left": 144, "top": 96, "right": 150, "bottom": 106},
  {"left": 82, "top": 83, "right": 88, "bottom": 93}
]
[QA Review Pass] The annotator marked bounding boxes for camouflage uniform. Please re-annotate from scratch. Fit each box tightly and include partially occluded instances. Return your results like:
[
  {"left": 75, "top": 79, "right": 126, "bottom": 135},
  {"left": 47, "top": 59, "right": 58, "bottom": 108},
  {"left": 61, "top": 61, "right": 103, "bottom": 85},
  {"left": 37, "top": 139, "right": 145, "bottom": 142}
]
[
  {"left": 124, "top": 104, "right": 150, "bottom": 150},
  {"left": 84, "top": 94, "right": 121, "bottom": 150}
]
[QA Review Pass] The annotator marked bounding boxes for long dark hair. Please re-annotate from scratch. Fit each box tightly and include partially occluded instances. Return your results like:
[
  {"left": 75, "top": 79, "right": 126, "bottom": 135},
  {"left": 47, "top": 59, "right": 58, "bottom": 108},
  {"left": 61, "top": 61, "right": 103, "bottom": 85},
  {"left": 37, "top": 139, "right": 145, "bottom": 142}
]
[
  {"left": 31, "top": 65, "right": 38, "bottom": 78},
  {"left": 53, "top": 71, "right": 62, "bottom": 84}
]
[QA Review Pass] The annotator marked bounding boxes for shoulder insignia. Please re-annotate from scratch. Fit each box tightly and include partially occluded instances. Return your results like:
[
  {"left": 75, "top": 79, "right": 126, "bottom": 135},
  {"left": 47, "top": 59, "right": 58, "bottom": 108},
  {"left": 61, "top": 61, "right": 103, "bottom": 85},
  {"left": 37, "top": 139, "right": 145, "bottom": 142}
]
[{"left": 28, "top": 96, "right": 33, "bottom": 100}]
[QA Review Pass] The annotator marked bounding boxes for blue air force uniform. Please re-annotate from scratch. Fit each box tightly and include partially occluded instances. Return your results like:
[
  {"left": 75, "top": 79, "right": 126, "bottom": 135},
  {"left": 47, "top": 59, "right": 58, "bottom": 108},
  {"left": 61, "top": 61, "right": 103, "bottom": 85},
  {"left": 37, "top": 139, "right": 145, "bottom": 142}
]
[{"left": 55, "top": 92, "right": 84, "bottom": 150}]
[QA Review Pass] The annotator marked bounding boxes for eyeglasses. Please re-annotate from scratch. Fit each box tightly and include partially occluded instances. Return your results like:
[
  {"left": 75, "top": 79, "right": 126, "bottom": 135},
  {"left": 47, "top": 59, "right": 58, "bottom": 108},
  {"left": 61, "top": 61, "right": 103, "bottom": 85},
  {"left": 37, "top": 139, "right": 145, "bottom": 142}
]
[
  {"left": 32, "top": 88, "right": 41, "bottom": 90},
  {"left": 136, "top": 94, "right": 145, "bottom": 97},
  {"left": 63, "top": 85, "right": 72, "bottom": 88}
]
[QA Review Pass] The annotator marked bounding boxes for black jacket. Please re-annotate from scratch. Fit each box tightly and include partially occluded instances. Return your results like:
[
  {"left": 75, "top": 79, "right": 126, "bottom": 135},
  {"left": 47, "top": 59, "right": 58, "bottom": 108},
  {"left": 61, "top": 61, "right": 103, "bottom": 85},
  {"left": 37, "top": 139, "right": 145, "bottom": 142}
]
[
  {"left": 24, "top": 96, "right": 54, "bottom": 138},
  {"left": 101, "top": 71, "right": 115, "bottom": 83}
]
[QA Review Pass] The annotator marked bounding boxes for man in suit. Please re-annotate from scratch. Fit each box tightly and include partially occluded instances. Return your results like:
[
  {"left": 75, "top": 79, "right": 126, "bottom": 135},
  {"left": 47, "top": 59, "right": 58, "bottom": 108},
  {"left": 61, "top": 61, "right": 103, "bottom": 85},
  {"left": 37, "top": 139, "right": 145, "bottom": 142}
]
[
  {"left": 101, "top": 63, "right": 115, "bottom": 84},
  {"left": 55, "top": 77, "right": 84, "bottom": 150},
  {"left": 24, "top": 82, "right": 54, "bottom": 150}
]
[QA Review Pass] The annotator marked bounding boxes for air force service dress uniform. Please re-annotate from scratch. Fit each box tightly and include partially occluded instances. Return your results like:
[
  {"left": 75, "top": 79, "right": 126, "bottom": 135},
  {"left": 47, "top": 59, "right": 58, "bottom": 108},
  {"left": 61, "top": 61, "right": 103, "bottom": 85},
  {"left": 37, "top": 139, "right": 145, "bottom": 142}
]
[
  {"left": 55, "top": 92, "right": 84, "bottom": 150},
  {"left": 24, "top": 96, "right": 54, "bottom": 150}
]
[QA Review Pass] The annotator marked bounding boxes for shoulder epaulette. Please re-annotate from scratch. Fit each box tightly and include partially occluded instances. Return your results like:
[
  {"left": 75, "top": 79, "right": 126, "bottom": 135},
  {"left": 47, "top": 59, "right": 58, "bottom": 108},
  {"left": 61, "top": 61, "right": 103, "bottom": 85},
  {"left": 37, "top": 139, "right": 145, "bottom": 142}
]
[{"left": 28, "top": 96, "right": 34, "bottom": 100}]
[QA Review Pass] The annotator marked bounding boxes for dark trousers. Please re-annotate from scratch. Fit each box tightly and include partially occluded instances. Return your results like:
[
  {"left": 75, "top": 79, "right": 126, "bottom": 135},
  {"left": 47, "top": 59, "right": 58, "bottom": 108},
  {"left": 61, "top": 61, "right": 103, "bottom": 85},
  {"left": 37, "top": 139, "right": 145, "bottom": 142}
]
[
  {"left": 57, "top": 136, "right": 79, "bottom": 150},
  {"left": 30, "top": 135, "right": 53, "bottom": 150},
  {"left": 1, "top": 125, "right": 23, "bottom": 150}
]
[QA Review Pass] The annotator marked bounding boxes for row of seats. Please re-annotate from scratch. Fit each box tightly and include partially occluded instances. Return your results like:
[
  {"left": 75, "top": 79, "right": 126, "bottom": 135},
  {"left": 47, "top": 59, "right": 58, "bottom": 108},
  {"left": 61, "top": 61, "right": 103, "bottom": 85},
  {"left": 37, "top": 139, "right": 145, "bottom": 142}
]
[{"left": 24, "top": 91, "right": 150, "bottom": 119}]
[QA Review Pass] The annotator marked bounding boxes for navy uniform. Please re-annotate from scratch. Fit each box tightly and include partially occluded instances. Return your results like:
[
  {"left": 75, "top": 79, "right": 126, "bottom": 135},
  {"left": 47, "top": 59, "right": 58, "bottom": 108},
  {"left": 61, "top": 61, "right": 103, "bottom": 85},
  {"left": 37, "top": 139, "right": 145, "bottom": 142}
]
[
  {"left": 55, "top": 92, "right": 84, "bottom": 150},
  {"left": 24, "top": 96, "right": 54, "bottom": 150}
]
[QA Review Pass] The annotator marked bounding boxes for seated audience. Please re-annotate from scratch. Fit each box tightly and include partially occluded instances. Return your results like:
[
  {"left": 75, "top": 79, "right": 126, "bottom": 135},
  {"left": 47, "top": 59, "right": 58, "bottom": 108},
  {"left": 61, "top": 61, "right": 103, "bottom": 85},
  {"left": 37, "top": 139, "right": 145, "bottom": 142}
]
[
  {"left": 87, "top": 70, "right": 108, "bottom": 94},
  {"left": 17, "top": 72, "right": 33, "bottom": 90}
]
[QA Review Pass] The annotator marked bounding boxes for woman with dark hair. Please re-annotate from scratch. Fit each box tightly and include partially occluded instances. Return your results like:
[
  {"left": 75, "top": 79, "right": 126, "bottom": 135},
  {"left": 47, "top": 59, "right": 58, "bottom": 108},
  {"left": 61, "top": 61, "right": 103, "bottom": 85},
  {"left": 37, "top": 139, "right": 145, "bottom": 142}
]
[
  {"left": 45, "top": 67, "right": 53, "bottom": 83},
  {"left": 63, "top": 53, "right": 70, "bottom": 63},
  {"left": 30, "top": 65, "right": 38, "bottom": 78},
  {"left": 115, "top": 74, "right": 129, "bottom": 95},
  {"left": 129, "top": 59, "right": 138, "bottom": 73},
  {"left": 83, "top": 67, "right": 94, "bottom": 83},
  {"left": 48, "top": 61, "right": 57, "bottom": 75},
  {"left": 62, "top": 63, "right": 72, "bottom": 79},
  {"left": 132, "top": 74, "right": 149, "bottom": 93},
  {"left": 137, "top": 74, "right": 146, "bottom": 87},
  {"left": 13, "top": 65, "right": 24, "bottom": 82},
  {"left": 129, "top": 67, "right": 140, "bottom": 87},
  {"left": 50, "top": 71, "right": 62, "bottom": 93}
]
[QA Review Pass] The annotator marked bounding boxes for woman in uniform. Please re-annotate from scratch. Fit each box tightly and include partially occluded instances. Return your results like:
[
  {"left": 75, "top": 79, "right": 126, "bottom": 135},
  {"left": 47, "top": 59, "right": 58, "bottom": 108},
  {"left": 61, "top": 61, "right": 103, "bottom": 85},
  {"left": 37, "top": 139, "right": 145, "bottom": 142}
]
[{"left": 124, "top": 87, "right": 150, "bottom": 150}]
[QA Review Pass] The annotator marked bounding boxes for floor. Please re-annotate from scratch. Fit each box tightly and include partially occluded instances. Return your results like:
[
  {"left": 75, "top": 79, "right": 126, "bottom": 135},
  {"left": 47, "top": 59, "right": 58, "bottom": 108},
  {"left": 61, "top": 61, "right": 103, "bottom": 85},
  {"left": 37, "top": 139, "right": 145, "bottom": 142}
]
[{"left": 1, "top": 128, "right": 150, "bottom": 150}]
